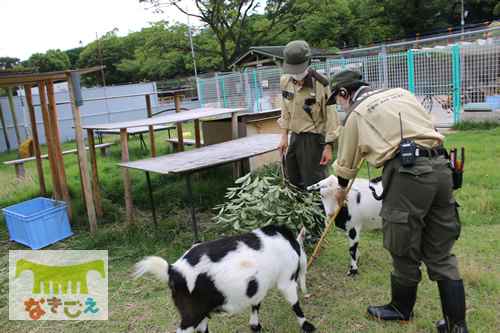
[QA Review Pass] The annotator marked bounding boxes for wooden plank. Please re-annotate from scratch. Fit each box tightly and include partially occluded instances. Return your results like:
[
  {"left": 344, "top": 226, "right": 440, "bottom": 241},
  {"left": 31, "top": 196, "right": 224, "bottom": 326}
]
[
  {"left": 117, "top": 134, "right": 281, "bottom": 175},
  {"left": 95, "top": 125, "right": 175, "bottom": 136},
  {"left": 121, "top": 128, "right": 134, "bottom": 223},
  {"left": 47, "top": 79, "right": 72, "bottom": 219},
  {"left": 81, "top": 108, "right": 246, "bottom": 130},
  {"left": 87, "top": 128, "right": 102, "bottom": 217},
  {"left": 24, "top": 84, "right": 46, "bottom": 195},
  {"left": 38, "top": 81, "right": 62, "bottom": 201},
  {"left": 4, "top": 143, "right": 116, "bottom": 165},
  {"left": 67, "top": 72, "right": 98, "bottom": 237}
]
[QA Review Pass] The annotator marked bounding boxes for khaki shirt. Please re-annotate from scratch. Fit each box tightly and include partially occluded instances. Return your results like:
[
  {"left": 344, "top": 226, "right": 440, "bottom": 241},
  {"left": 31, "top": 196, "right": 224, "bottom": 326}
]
[
  {"left": 278, "top": 69, "right": 341, "bottom": 143},
  {"left": 333, "top": 87, "right": 445, "bottom": 179}
]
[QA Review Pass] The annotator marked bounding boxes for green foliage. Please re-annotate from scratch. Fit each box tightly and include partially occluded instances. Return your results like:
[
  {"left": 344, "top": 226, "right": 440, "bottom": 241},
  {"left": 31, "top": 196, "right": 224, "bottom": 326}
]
[
  {"left": 0, "top": 57, "right": 20, "bottom": 69},
  {"left": 28, "top": 49, "right": 70, "bottom": 73},
  {"left": 64, "top": 47, "right": 85, "bottom": 69},
  {"left": 76, "top": 29, "right": 136, "bottom": 87},
  {"left": 214, "top": 165, "right": 325, "bottom": 237}
]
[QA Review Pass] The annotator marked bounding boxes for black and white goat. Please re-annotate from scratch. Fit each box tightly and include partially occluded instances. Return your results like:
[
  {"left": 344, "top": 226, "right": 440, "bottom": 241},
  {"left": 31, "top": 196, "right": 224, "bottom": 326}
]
[
  {"left": 307, "top": 175, "right": 383, "bottom": 276},
  {"left": 133, "top": 224, "right": 315, "bottom": 333}
]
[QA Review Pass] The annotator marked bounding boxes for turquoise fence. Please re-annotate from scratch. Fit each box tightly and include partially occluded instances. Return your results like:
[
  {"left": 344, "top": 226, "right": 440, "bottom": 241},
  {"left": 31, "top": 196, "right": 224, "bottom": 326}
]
[{"left": 199, "top": 40, "right": 500, "bottom": 126}]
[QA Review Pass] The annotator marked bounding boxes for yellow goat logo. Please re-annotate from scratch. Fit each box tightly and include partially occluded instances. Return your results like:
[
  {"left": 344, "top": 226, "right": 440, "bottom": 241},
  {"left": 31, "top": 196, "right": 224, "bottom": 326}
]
[{"left": 15, "top": 259, "right": 105, "bottom": 294}]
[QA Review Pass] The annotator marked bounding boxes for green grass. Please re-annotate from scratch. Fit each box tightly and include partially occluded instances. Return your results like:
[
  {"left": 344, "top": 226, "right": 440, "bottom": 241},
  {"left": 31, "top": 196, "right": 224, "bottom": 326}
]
[{"left": 0, "top": 125, "right": 499, "bottom": 332}]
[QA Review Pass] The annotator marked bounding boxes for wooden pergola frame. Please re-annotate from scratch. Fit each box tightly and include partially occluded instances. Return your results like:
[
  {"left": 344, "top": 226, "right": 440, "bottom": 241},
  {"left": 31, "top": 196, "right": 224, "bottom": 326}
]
[{"left": 0, "top": 67, "right": 103, "bottom": 236}]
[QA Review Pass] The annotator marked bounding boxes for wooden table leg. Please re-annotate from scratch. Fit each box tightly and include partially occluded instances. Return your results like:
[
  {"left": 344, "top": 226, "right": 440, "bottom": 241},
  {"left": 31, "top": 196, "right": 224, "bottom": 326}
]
[
  {"left": 121, "top": 128, "right": 134, "bottom": 223},
  {"left": 231, "top": 111, "right": 240, "bottom": 179},
  {"left": 87, "top": 129, "right": 103, "bottom": 217},
  {"left": 146, "top": 172, "right": 158, "bottom": 229},
  {"left": 185, "top": 173, "right": 199, "bottom": 243}
]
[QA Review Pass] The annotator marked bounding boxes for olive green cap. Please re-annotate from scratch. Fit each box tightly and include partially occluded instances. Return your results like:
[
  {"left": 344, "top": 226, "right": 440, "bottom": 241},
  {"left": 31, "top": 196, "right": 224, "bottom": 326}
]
[
  {"left": 325, "top": 68, "right": 363, "bottom": 106},
  {"left": 283, "top": 40, "right": 311, "bottom": 74}
]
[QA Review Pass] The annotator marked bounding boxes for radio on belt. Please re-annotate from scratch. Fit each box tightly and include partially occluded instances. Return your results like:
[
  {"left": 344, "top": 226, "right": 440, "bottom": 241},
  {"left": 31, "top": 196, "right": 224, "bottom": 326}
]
[{"left": 398, "top": 113, "right": 416, "bottom": 166}]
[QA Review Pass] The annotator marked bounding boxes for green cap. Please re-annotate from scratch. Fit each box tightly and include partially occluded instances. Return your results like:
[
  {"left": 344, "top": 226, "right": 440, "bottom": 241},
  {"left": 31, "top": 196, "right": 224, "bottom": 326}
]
[
  {"left": 283, "top": 40, "right": 311, "bottom": 74},
  {"left": 325, "top": 68, "right": 362, "bottom": 106}
]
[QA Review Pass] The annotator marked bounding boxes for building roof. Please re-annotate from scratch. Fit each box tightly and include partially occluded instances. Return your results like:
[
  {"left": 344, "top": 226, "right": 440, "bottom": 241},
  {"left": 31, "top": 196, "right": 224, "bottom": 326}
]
[
  {"left": 0, "top": 67, "right": 103, "bottom": 88},
  {"left": 229, "top": 46, "right": 337, "bottom": 72}
]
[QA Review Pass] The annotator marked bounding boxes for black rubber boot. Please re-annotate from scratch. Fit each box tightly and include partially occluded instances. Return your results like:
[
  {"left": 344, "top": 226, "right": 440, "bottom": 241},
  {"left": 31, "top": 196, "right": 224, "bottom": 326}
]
[
  {"left": 367, "top": 275, "right": 417, "bottom": 324},
  {"left": 436, "top": 279, "right": 468, "bottom": 333}
]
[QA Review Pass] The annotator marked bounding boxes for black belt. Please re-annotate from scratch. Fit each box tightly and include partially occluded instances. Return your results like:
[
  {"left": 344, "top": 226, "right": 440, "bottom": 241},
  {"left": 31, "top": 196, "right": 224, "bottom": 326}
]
[{"left": 396, "top": 147, "right": 445, "bottom": 158}]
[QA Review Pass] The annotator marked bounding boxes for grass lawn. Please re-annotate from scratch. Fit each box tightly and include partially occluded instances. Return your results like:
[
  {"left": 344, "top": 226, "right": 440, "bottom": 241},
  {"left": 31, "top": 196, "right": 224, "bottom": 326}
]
[{"left": 0, "top": 123, "right": 499, "bottom": 332}]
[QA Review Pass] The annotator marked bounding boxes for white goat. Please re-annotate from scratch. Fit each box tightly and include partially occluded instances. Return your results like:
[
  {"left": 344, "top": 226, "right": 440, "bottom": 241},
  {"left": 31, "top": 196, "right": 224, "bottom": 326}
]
[
  {"left": 133, "top": 224, "right": 315, "bottom": 333},
  {"left": 307, "top": 175, "right": 383, "bottom": 275}
]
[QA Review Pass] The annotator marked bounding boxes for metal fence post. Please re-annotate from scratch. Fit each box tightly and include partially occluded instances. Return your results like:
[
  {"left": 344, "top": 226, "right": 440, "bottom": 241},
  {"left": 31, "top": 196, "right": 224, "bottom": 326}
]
[
  {"left": 253, "top": 71, "right": 260, "bottom": 112},
  {"left": 380, "top": 45, "right": 389, "bottom": 89},
  {"left": 199, "top": 78, "right": 205, "bottom": 107},
  {"left": 221, "top": 76, "right": 227, "bottom": 108},
  {"left": 452, "top": 45, "right": 461, "bottom": 124},
  {"left": 407, "top": 50, "right": 415, "bottom": 93}
]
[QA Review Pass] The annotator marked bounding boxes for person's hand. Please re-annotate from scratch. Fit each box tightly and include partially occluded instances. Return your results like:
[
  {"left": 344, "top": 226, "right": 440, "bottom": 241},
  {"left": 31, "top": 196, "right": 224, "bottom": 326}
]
[
  {"left": 278, "top": 138, "right": 288, "bottom": 156},
  {"left": 320, "top": 145, "right": 333, "bottom": 165},
  {"left": 335, "top": 186, "right": 348, "bottom": 207}
]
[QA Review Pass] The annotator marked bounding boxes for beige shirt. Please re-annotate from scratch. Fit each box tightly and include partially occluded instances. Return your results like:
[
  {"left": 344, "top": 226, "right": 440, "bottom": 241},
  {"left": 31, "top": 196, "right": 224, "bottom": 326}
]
[
  {"left": 278, "top": 69, "right": 341, "bottom": 143},
  {"left": 333, "top": 87, "right": 445, "bottom": 179}
]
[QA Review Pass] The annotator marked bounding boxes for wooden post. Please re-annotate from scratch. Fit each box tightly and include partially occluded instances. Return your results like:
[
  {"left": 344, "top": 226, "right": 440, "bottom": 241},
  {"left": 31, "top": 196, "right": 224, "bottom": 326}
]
[
  {"left": 174, "top": 91, "right": 185, "bottom": 151},
  {"left": 46, "top": 79, "right": 72, "bottom": 219},
  {"left": 66, "top": 72, "right": 98, "bottom": 237},
  {"left": 145, "top": 94, "right": 156, "bottom": 157},
  {"left": 6, "top": 87, "right": 22, "bottom": 151},
  {"left": 37, "top": 81, "right": 62, "bottom": 201},
  {"left": 232, "top": 111, "right": 239, "bottom": 178},
  {"left": 0, "top": 100, "right": 11, "bottom": 153},
  {"left": 194, "top": 118, "right": 203, "bottom": 179},
  {"left": 121, "top": 128, "right": 134, "bottom": 223},
  {"left": 87, "top": 128, "right": 103, "bottom": 217},
  {"left": 24, "top": 84, "right": 46, "bottom": 196}
]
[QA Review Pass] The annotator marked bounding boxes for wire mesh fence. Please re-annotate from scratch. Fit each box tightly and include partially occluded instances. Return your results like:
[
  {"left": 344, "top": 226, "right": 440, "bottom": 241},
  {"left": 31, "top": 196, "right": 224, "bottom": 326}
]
[{"left": 198, "top": 36, "right": 500, "bottom": 126}]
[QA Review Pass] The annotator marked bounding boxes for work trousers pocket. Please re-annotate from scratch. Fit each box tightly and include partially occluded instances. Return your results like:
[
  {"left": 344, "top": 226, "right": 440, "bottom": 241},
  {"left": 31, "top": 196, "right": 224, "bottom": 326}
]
[{"left": 380, "top": 206, "right": 410, "bottom": 256}]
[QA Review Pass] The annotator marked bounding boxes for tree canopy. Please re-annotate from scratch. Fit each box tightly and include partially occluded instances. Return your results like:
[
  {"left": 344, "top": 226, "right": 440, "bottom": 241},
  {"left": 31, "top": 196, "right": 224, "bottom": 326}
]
[{"left": 3, "top": 0, "right": 497, "bottom": 86}]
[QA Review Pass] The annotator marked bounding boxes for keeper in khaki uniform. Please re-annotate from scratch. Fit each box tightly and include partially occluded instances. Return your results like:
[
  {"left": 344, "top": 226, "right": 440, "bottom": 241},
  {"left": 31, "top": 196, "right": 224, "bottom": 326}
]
[
  {"left": 327, "top": 68, "right": 468, "bottom": 333},
  {"left": 277, "top": 40, "right": 341, "bottom": 192}
]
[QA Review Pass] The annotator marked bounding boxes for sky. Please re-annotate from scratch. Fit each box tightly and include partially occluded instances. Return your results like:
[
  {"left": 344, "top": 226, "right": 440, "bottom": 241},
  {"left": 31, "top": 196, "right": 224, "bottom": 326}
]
[{"left": 0, "top": 0, "right": 200, "bottom": 62}]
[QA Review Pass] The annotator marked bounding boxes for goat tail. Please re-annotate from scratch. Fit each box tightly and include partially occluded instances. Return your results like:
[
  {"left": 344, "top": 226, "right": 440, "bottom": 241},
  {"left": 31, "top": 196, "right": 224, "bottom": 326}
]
[{"left": 133, "top": 256, "right": 169, "bottom": 283}]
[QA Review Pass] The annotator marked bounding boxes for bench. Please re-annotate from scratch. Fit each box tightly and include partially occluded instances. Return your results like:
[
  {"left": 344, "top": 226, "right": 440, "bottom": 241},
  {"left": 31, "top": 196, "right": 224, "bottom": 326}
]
[
  {"left": 165, "top": 138, "right": 204, "bottom": 151},
  {"left": 4, "top": 143, "right": 117, "bottom": 179}
]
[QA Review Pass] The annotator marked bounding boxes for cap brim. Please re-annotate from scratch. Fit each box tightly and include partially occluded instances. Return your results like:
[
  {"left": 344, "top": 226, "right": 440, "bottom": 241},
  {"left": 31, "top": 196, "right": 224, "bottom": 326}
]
[
  {"left": 325, "top": 91, "right": 338, "bottom": 106},
  {"left": 283, "top": 60, "right": 309, "bottom": 74}
]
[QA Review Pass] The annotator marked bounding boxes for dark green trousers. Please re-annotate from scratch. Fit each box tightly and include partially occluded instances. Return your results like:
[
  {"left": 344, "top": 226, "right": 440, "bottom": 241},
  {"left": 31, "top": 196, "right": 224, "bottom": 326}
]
[
  {"left": 380, "top": 153, "right": 462, "bottom": 288},
  {"left": 286, "top": 132, "right": 329, "bottom": 191}
]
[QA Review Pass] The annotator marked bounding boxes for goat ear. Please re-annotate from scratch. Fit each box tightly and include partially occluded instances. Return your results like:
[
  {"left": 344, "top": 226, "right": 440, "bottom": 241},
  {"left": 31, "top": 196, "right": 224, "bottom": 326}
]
[{"left": 297, "top": 227, "right": 306, "bottom": 246}]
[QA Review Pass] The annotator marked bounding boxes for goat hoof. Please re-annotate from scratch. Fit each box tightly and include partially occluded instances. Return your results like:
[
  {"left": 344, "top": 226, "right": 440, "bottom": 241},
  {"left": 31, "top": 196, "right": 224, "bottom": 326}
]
[
  {"left": 302, "top": 321, "right": 316, "bottom": 332},
  {"left": 250, "top": 323, "right": 262, "bottom": 332},
  {"left": 347, "top": 269, "right": 358, "bottom": 276}
]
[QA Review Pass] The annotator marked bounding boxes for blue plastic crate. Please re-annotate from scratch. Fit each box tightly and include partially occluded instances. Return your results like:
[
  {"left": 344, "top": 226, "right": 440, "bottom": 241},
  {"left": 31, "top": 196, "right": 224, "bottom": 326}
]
[{"left": 2, "top": 197, "right": 73, "bottom": 250}]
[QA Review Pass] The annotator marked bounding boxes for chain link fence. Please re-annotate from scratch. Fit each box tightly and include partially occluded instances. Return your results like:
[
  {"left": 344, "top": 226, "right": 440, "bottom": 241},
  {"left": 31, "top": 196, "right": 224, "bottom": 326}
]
[{"left": 198, "top": 28, "right": 500, "bottom": 126}]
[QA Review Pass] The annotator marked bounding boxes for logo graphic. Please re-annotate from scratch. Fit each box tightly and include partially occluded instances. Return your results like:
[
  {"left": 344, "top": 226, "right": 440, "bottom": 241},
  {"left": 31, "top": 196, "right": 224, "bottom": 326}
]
[{"left": 9, "top": 250, "right": 108, "bottom": 320}]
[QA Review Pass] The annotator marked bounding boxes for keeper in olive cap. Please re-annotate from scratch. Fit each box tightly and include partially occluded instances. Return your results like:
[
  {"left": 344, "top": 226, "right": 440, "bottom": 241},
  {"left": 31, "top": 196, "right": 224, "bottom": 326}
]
[
  {"left": 325, "top": 68, "right": 363, "bottom": 106},
  {"left": 277, "top": 39, "right": 341, "bottom": 197},
  {"left": 329, "top": 65, "right": 468, "bottom": 332}
]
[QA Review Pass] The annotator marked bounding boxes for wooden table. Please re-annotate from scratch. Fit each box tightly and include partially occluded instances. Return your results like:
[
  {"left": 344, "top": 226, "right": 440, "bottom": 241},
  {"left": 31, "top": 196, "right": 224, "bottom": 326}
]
[
  {"left": 95, "top": 124, "right": 176, "bottom": 152},
  {"left": 117, "top": 134, "right": 282, "bottom": 242},
  {"left": 82, "top": 107, "right": 246, "bottom": 222}
]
